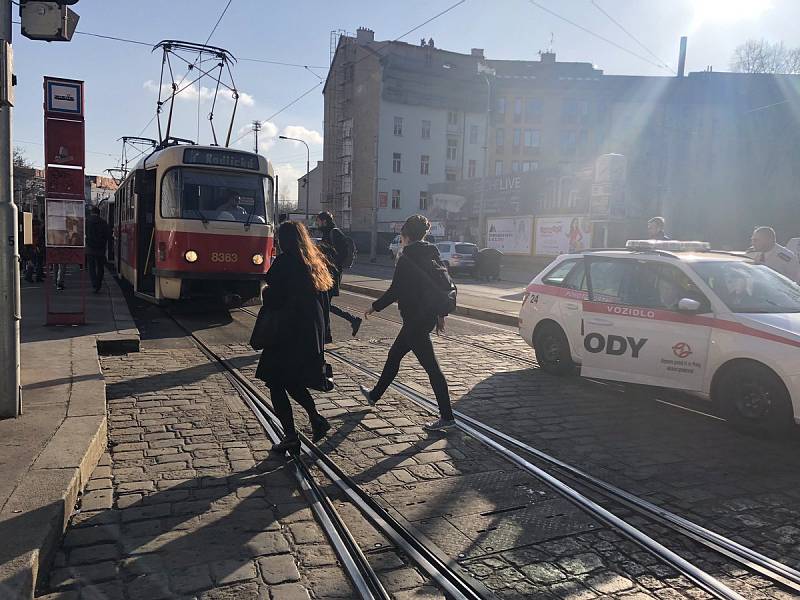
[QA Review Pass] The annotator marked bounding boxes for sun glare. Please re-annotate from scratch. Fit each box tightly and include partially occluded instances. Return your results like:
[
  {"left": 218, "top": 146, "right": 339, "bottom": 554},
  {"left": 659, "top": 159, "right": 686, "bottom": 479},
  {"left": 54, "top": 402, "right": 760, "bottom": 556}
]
[{"left": 691, "top": 0, "right": 773, "bottom": 29}]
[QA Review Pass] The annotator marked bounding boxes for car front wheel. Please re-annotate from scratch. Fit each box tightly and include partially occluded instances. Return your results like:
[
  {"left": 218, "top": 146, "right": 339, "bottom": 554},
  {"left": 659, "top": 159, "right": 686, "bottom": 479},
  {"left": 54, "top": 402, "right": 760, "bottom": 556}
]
[
  {"left": 717, "top": 362, "right": 794, "bottom": 435},
  {"left": 533, "top": 323, "right": 575, "bottom": 375}
]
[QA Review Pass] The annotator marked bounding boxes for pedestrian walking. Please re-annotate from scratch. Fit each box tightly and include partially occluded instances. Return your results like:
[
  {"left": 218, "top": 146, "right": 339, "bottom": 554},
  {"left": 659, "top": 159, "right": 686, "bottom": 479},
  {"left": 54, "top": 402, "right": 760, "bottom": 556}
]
[
  {"left": 647, "top": 216, "right": 670, "bottom": 240},
  {"left": 748, "top": 226, "right": 799, "bottom": 282},
  {"left": 254, "top": 221, "right": 333, "bottom": 455},
  {"left": 315, "top": 211, "right": 362, "bottom": 342},
  {"left": 359, "top": 214, "right": 456, "bottom": 432},
  {"left": 86, "top": 206, "right": 111, "bottom": 293}
]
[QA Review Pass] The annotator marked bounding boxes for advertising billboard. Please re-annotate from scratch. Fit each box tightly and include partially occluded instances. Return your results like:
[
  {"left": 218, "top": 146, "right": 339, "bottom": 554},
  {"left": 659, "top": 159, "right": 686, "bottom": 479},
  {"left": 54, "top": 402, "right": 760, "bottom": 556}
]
[
  {"left": 487, "top": 216, "right": 534, "bottom": 255},
  {"left": 534, "top": 216, "right": 592, "bottom": 256}
]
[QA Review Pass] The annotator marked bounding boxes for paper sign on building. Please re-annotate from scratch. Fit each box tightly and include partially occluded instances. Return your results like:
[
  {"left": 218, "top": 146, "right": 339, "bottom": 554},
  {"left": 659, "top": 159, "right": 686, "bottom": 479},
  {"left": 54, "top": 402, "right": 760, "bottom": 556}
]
[
  {"left": 487, "top": 216, "right": 534, "bottom": 255},
  {"left": 534, "top": 216, "right": 592, "bottom": 256}
]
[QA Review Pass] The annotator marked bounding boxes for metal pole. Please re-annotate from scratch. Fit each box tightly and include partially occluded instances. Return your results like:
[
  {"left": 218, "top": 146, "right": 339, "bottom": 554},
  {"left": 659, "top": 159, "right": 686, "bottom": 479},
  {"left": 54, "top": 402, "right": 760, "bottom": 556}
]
[
  {"left": 304, "top": 140, "right": 310, "bottom": 224},
  {"left": 479, "top": 74, "right": 491, "bottom": 248},
  {"left": 0, "top": 0, "right": 20, "bottom": 417},
  {"left": 369, "top": 135, "right": 378, "bottom": 262}
]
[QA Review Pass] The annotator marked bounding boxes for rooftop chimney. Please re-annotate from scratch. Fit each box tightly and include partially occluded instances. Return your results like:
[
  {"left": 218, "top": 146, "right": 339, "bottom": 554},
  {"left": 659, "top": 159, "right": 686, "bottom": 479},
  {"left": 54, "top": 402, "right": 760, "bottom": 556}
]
[
  {"left": 677, "top": 36, "right": 687, "bottom": 77},
  {"left": 471, "top": 48, "right": 484, "bottom": 58},
  {"left": 356, "top": 27, "right": 374, "bottom": 44},
  {"left": 540, "top": 51, "right": 556, "bottom": 64}
]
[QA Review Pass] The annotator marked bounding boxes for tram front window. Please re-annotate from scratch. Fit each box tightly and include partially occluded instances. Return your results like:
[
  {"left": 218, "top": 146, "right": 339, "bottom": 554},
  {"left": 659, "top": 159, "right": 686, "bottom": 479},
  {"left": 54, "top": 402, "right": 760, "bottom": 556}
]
[{"left": 161, "top": 168, "right": 271, "bottom": 224}]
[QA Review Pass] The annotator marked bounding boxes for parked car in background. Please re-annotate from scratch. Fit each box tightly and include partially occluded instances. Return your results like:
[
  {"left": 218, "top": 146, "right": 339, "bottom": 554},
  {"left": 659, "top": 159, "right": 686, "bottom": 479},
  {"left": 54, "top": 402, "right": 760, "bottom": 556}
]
[
  {"left": 390, "top": 234, "right": 438, "bottom": 263},
  {"left": 436, "top": 241, "right": 478, "bottom": 272}
]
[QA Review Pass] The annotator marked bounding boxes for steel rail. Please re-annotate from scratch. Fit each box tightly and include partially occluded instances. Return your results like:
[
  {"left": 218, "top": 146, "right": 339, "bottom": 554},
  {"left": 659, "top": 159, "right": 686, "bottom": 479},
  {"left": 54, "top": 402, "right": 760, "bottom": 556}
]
[
  {"left": 175, "top": 319, "right": 390, "bottom": 600},
  {"left": 172, "top": 314, "right": 488, "bottom": 600},
  {"left": 327, "top": 350, "right": 748, "bottom": 600}
]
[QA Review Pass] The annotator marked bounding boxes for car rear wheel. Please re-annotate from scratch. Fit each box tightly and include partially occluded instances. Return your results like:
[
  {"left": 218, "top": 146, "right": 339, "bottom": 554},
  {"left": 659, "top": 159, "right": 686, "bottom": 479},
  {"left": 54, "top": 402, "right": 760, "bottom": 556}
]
[
  {"left": 717, "top": 362, "right": 794, "bottom": 435},
  {"left": 533, "top": 323, "right": 575, "bottom": 375}
]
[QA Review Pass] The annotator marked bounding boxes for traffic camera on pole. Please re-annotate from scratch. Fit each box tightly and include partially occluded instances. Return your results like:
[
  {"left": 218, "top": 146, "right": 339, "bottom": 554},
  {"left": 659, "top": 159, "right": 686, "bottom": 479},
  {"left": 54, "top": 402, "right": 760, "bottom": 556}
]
[{"left": 19, "top": 1, "right": 79, "bottom": 42}]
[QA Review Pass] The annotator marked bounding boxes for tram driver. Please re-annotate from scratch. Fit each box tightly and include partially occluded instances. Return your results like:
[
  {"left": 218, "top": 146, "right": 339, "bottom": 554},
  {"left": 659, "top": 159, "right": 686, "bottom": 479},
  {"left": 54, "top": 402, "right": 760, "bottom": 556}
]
[{"left": 217, "top": 189, "right": 248, "bottom": 222}]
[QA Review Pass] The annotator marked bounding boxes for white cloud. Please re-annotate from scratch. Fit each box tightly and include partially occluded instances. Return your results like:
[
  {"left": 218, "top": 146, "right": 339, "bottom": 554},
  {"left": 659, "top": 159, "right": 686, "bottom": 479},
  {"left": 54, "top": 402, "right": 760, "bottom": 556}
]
[
  {"left": 280, "top": 125, "right": 323, "bottom": 147},
  {"left": 142, "top": 80, "right": 255, "bottom": 106}
]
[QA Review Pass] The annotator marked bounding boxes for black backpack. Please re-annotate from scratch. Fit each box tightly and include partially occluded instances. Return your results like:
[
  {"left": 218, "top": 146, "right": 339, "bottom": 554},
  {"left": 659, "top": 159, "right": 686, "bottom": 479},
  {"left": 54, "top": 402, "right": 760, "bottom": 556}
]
[
  {"left": 341, "top": 235, "right": 357, "bottom": 269},
  {"left": 407, "top": 256, "right": 457, "bottom": 317},
  {"left": 331, "top": 228, "right": 357, "bottom": 269}
]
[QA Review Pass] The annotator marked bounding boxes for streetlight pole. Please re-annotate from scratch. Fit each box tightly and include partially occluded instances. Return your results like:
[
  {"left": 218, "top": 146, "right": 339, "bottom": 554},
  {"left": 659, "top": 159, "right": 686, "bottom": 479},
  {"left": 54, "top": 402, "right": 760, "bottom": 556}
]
[
  {"left": 0, "top": 0, "right": 20, "bottom": 418},
  {"left": 278, "top": 135, "right": 310, "bottom": 224}
]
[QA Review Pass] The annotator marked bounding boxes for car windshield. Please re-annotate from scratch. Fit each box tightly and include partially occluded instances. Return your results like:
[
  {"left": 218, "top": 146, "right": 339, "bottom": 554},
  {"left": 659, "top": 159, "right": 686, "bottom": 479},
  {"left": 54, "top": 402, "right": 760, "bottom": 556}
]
[
  {"left": 691, "top": 260, "right": 800, "bottom": 313},
  {"left": 161, "top": 168, "right": 272, "bottom": 224},
  {"left": 456, "top": 243, "right": 478, "bottom": 254}
]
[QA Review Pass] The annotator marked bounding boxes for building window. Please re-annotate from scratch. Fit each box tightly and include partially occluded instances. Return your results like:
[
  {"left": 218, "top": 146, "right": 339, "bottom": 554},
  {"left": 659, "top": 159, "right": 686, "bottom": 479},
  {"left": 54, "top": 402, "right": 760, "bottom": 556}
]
[
  {"left": 445, "top": 169, "right": 457, "bottom": 182},
  {"left": 469, "top": 124, "right": 479, "bottom": 144},
  {"left": 496, "top": 97, "right": 506, "bottom": 115},
  {"left": 391, "top": 189, "right": 400, "bottom": 209},
  {"left": 446, "top": 137, "right": 458, "bottom": 161},
  {"left": 420, "top": 154, "right": 430, "bottom": 175},
  {"left": 419, "top": 191, "right": 429, "bottom": 210},
  {"left": 468, "top": 159, "right": 477, "bottom": 178},
  {"left": 447, "top": 111, "right": 458, "bottom": 125},
  {"left": 342, "top": 159, "right": 351, "bottom": 175},
  {"left": 421, "top": 119, "right": 431, "bottom": 139},
  {"left": 524, "top": 129, "right": 541, "bottom": 148},
  {"left": 392, "top": 152, "right": 402, "bottom": 173},
  {"left": 522, "top": 161, "right": 538, "bottom": 172},
  {"left": 513, "top": 98, "right": 523, "bottom": 122},
  {"left": 495, "top": 128, "right": 504, "bottom": 148},
  {"left": 494, "top": 160, "right": 503, "bottom": 176},
  {"left": 511, "top": 160, "right": 520, "bottom": 173},
  {"left": 525, "top": 98, "right": 543, "bottom": 122},
  {"left": 393, "top": 116, "right": 403, "bottom": 136},
  {"left": 560, "top": 131, "right": 577, "bottom": 155},
  {"left": 513, "top": 128, "right": 521, "bottom": 148}
]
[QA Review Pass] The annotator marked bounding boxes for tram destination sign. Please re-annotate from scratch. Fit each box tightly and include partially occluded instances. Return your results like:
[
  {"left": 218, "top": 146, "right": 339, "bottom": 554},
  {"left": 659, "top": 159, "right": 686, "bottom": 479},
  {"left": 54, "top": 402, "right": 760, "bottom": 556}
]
[{"left": 184, "top": 148, "right": 260, "bottom": 171}]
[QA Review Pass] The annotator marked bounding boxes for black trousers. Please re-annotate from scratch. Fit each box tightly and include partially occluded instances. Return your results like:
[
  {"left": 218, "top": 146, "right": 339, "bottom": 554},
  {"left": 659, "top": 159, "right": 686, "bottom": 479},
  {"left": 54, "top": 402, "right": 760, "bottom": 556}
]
[
  {"left": 371, "top": 322, "right": 454, "bottom": 421},
  {"left": 330, "top": 302, "right": 358, "bottom": 324},
  {"left": 87, "top": 254, "right": 105, "bottom": 290},
  {"left": 269, "top": 384, "right": 320, "bottom": 439}
]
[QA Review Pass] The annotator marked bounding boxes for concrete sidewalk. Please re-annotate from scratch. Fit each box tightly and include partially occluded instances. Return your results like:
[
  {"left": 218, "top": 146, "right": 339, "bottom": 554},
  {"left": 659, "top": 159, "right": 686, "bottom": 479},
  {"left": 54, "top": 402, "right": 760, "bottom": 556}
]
[{"left": 0, "top": 266, "right": 139, "bottom": 598}]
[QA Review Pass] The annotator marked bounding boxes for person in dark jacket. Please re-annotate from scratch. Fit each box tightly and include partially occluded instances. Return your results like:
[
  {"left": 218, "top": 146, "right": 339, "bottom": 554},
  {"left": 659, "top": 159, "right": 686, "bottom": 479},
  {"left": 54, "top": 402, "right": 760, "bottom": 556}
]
[
  {"left": 360, "top": 214, "right": 455, "bottom": 432},
  {"left": 85, "top": 206, "right": 111, "bottom": 293},
  {"left": 255, "top": 221, "right": 333, "bottom": 455},
  {"left": 316, "top": 211, "right": 362, "bottom": 342}
]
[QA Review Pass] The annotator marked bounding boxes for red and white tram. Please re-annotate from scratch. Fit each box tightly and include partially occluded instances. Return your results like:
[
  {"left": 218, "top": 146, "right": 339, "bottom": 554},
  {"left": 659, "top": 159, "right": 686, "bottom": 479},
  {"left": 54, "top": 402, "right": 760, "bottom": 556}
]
[{"left": 113, "top": 143, "right": 274, "bottom": 303}]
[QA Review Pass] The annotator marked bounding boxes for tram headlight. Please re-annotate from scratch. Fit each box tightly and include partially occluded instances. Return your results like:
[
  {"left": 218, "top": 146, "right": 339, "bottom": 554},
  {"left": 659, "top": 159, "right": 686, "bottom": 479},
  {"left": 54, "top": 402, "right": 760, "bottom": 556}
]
[
  {"left": 184, "top": 250, "right": 199, "bottom": 263},
  {"left": 251, "top": 253, "right": 264, "bottom": 266}
]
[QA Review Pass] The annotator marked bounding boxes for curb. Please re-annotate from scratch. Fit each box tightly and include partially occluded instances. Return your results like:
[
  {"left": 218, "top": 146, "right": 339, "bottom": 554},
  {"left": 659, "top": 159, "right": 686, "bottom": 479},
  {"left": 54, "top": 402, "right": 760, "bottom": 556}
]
[
  {"left": 98, "top": 271, "right": 140, "bottom": 355},
  {"left": 340, "top": 282, "right": 520, "bottom": 327},
  {"left": 0, "top": 338, "right": 108, "bottom": 598}
]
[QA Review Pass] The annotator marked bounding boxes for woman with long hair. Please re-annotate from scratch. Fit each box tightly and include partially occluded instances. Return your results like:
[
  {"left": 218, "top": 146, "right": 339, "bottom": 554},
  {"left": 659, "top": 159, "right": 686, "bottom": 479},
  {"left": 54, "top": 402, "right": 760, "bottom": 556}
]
[{"left": 255, "top": 221, "right": 334, "bottom": 454}]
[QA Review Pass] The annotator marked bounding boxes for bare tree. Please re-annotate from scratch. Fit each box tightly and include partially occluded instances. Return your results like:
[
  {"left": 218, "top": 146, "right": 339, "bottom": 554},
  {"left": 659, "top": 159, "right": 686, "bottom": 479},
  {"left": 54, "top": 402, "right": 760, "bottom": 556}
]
[
  {"left": 731, "top": 39, "right": 800, "bottom": 74},
  {"left": 13, "top": 146, "right": 33, "bottom": 169}
]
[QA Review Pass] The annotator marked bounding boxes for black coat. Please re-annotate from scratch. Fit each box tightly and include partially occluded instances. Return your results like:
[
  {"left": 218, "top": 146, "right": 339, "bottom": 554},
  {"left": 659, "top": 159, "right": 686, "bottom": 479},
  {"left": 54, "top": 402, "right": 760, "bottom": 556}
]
[
  {"left": 255, "top": 253, "right": 327, "bottom": 387},
  {"left": 319, "top": 225, "right": 347, "bottom": 296},
  {"left": 372, "top": 241, "right": 442, "bottom": 328},
  {"left": 86, "top": 214, "right": 111, "bottom": 257}
]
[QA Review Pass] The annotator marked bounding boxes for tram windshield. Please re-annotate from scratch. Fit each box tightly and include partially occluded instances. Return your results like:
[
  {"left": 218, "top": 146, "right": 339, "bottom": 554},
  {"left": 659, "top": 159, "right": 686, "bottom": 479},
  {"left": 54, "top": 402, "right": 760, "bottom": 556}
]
[{"left": 161, "top": 168, "right": 272, "bottom": 224}]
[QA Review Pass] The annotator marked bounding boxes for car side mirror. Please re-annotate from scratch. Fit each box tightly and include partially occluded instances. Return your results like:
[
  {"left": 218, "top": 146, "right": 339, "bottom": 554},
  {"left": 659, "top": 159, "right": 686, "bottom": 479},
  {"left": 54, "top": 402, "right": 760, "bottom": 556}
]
[{"left": 677, "top": 298, "right": 701, "bottom": 312}]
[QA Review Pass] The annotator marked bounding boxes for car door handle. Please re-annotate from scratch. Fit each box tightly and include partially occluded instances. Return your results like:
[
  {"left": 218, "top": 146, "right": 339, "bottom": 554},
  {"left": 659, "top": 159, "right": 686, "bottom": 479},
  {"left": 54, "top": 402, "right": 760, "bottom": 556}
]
[
  {"left": 586, "top": 318, "right": 613, "bottom": 327},
  {"left": 565, "top": 303, "right": 579, "bottom": 311}
]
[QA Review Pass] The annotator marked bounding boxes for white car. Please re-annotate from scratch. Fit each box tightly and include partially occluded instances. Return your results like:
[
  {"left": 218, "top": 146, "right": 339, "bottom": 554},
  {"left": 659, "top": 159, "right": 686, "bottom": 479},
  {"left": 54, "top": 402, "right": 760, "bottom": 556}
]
[
  {"left": 389, "top": 235, "right": 402, "bottom": 262},
  {"left": 436, "top": 241, "right": 478, "bottom": 272},
  {"left": 519, "top": 240, "right": 800, "bottom": 433}
]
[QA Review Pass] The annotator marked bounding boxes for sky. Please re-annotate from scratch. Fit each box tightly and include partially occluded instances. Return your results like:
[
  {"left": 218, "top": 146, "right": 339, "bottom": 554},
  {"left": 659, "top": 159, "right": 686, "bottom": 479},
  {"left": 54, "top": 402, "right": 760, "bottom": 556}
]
[{"left": 11, "top": 0, "right": 800, "bottom": 202}]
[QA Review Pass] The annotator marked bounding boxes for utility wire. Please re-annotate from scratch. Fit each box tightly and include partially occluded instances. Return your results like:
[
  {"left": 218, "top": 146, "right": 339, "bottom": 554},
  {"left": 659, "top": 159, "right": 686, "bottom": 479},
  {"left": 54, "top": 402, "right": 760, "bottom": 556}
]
[
  {"left": 590, "top": 0, "right": 675, "bottom": 73},
  {"left": 230, "top": 82, "right": 322, "bottom": 145},
  {"left": 528, "top": 0, "right": 672, "bottom": 73},
  {"left": 204, "top": 0, "right": 232, "bottom": 46}
]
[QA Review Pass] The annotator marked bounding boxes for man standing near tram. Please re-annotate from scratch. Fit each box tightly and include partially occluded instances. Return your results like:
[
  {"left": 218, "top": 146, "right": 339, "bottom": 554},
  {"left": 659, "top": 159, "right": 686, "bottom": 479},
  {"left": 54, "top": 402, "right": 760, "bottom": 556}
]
[{"left": 748, "top": 226, "right": 799, "bottom": 282}]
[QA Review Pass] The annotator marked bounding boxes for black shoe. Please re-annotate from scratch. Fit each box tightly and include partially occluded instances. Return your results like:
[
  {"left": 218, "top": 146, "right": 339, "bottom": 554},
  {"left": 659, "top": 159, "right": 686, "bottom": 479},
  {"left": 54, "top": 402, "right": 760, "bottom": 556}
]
[
  {"left": 351, "top": 317, "right": 362, "bottom": 337},
  {"left": 423, "top": 418, "right": 457, "bottom": 432},
  {"left": 271, "top": 437, "right": 300, "bottom": 455},
  {"left": 311, "top": 416, "right": 331, "bottom": 443},
  {"left": 359, "top": 385, "right": 376, "bottom": 407}
]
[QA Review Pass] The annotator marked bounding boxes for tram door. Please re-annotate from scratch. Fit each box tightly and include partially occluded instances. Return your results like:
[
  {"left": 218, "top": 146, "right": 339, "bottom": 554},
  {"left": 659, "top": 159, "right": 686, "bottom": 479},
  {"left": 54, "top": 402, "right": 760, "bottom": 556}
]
[{"left": 135, "top": 170, "right": 157, "bottom": 295}]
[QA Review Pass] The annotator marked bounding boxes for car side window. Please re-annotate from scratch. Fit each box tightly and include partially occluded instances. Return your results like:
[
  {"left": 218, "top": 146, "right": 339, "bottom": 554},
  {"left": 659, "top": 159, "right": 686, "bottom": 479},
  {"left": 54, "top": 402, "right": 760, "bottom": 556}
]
[
  {"left": 587, "top": 259, "right": 633, "bottom": 303},
  {"left": 562, "top": 260, "right": 587, "bottom": 291},
  {"left": 542, "top": 259, "right": 579, "bottom": 286},
  {"left": 436, "top": 243, "right": 451, "bottom": 253},
  {"left": 627, "top": 263, "right": 709, "bottom": 311}
]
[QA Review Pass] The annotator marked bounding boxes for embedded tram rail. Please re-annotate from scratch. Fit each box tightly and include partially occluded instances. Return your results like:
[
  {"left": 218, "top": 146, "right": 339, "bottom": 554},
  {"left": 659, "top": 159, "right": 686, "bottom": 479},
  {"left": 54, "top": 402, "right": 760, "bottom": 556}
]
[{"left": 167, "top": 309, "right": 490, "bottom": 600}]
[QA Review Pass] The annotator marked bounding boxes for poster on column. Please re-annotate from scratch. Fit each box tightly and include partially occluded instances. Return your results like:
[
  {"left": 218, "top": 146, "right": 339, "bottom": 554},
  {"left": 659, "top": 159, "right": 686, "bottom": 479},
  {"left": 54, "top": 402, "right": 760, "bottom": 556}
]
[
  {"left": 534, "top": 216, "right": 592, "bottom": 256},
  {"left": 486, "top": 216, "right": 534, "bottom": 255},
  {"left": 46, "top": 198, "right": 85, "bottom": 247}
]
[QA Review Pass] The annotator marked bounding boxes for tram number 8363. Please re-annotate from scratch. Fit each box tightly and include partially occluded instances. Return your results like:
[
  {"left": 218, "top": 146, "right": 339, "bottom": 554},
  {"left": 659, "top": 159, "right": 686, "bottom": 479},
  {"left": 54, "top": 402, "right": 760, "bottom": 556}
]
[{"left": 210, "top": 252, "right": 239, "bottom": 263}]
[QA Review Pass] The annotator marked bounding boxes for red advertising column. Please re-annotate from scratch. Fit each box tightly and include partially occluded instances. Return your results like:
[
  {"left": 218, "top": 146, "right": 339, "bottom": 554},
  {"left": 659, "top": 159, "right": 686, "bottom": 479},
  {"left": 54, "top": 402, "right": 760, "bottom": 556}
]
[{"left": 43, "top": 77, "right": 86, "bottom": 325}]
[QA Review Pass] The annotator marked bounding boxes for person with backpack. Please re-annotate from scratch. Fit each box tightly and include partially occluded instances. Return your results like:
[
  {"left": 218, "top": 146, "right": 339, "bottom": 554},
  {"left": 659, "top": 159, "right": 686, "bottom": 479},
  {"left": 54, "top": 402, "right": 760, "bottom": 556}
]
[
  {"left": 316, "top": 211, "right": 362, "bottom": 342},
  {"left": 360, "top": 214, "right": 456, "bottom": 432},
  {"left": 86, "top": 206, "right": 111, "bottom": 293}
]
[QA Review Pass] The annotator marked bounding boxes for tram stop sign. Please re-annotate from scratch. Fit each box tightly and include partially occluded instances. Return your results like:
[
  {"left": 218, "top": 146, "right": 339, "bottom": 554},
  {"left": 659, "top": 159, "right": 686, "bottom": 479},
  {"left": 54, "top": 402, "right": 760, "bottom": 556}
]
[{"left": 19, "top": 1, "right": 80, "bottom": 42}]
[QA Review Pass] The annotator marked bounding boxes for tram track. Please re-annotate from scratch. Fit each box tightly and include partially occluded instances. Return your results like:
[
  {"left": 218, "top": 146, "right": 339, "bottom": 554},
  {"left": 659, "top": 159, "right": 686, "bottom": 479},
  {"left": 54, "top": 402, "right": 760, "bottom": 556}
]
[
  {"left": 324, "top": 349, "right": 800, "bottom": 599},
  {"left": 167, "top": 309, "right": 490, "bottom": 600}
]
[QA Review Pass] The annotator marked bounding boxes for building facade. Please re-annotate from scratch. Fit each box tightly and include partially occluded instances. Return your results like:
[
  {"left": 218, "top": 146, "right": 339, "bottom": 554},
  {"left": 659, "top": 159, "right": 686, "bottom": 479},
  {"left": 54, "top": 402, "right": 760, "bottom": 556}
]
[{"left": 296, "top": 161, "right": 324, "bottom": 218}]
